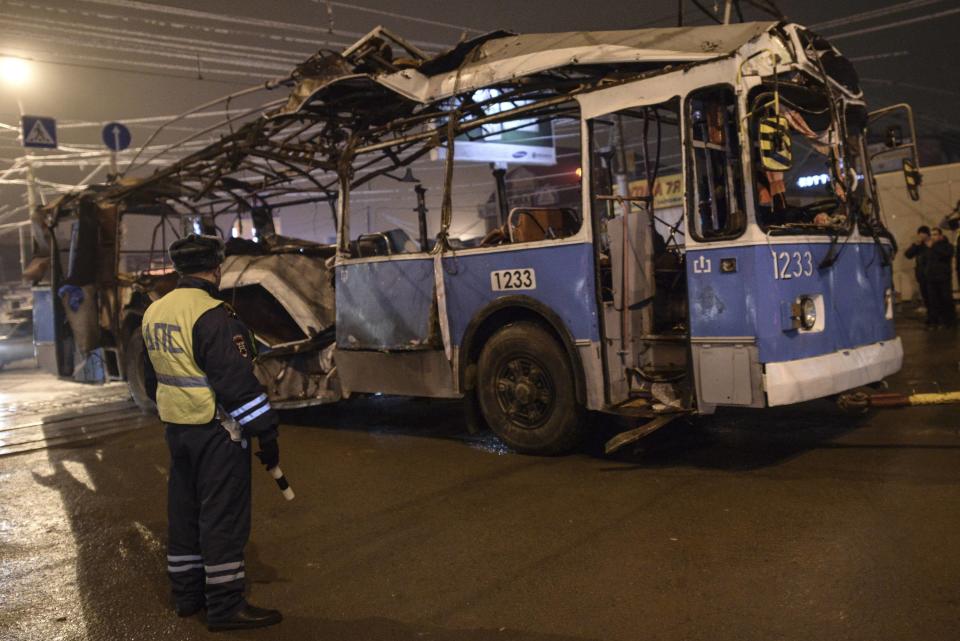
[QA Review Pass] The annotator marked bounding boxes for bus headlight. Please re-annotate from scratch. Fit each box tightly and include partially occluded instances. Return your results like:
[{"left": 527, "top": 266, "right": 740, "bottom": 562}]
[{"left": 799, "top": 296, "right": 817, "bottom": 330}]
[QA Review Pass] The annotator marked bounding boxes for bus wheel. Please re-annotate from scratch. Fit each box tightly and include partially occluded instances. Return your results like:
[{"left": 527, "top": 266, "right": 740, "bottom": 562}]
[
  {"left": 124, "top": 330, "right": 156, "bottom": 414},
  {"left": 476, "top": 321, "right": 583, "bottom": 455}
]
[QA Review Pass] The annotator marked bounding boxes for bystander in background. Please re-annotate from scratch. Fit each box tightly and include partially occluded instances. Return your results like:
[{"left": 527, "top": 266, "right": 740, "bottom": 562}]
[
  {"left": 924, "top": 227, "right": 956, "bottom": 329},
  {"left": 905, "top": 225, "right": 932, "bottom": 325}
]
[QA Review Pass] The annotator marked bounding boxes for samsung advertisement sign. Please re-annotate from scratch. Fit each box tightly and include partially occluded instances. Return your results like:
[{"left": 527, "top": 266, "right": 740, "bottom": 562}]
[{"left": 434, "top": 89, "right": 557, "bottom": 166}]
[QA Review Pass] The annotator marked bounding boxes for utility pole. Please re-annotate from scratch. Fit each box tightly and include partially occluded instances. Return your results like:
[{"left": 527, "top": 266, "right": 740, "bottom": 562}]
[{"left": 723, "top": 0, "right": 734, "bottom": 24}]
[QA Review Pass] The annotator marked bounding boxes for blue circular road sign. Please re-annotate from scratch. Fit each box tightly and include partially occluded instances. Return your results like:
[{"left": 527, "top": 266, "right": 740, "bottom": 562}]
[{"left": 102, "top": 122, "right": 132, "bottom": 151}]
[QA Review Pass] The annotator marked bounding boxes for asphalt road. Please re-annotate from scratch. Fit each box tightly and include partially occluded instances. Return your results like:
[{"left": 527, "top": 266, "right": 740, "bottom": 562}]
[{"left": 1, "top": 317, "right": 958, "bottom": 641}]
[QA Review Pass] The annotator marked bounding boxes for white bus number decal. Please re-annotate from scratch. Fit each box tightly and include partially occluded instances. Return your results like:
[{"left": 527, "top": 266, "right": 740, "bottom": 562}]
[
  {"left": 491, "top": 268, "right": 536, "bottom": 291},
  {"left": 771, "top": 251, "right": 813, "bottom": 280}
]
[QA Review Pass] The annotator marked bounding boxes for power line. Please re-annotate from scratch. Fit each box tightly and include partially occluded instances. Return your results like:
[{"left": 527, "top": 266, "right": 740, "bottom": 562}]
[
  {"left": 0, "top": 26, "right": 295, "bottom": 72},
  {"left": 0, "top": 0, "right": 352, "bottom": 51},
  {"left": 0, "top": 11, "right": 316, "bottom": 62},
  {"left": 308, "top": 0, "right": 483, "bottom": 34},
  {"left": 847, "top": 50, "right": 910, "bottom": 62},
  {"left": 829, "top": 7, "right": 960, "bottom": 40},
  {"left": 861, "top": 77, "right": 960, "bottom": 98},
  {"left": 0, "top": 48, "right": 267, "bottom": 85},
  {"left": 811, "top": 0, "right": 944, "bottom": 31},
  {"left": 75, "top": 0, "right": 453, "bottom": 51},
  {"left": 52, "top": 109, "right": 271, "bottom": 129}
]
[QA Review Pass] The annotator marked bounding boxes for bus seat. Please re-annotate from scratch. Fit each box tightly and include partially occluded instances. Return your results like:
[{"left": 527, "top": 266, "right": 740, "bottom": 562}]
[
  {"left": 356, "top": 233, "right": 391, "bottom": 257},
  {"left": 508, "top": 207, "right": 580, "bottom": 243}
]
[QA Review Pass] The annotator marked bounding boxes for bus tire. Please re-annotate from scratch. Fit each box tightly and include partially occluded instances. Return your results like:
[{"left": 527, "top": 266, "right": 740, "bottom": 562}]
[
  {"left": 477, "top": 321, "right": 584, "bottom": 455},
  {"left": 124, "top": 329, "right": 157, "bottom": 415}
]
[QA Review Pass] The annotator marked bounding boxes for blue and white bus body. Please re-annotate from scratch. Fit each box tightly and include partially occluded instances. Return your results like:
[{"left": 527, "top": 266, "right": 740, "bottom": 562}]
[
  {"left": 684, "top": 235, "right": 900, "bottom": 412},
  {"left": 327, "top": 22, "right": 905, "bottom": 451}
]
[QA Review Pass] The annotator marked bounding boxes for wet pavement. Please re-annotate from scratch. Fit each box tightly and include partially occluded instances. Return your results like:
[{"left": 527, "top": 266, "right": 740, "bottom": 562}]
[
  {"left": 1, "top": 317, "right": 959, "bottom": 641},
  {"left": 0, "top": 368, "right": 149, "bottom": 456}
]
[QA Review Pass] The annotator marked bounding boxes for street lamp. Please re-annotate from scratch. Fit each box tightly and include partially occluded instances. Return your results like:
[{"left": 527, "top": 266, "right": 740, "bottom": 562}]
[{"left": 0, "top": 57, "right": 30, "bottom": 88}]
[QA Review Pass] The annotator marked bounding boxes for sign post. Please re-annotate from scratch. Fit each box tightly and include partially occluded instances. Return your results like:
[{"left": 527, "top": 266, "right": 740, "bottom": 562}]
[{"left": 18, "top": 115, "right": 54, "bottom": 243}]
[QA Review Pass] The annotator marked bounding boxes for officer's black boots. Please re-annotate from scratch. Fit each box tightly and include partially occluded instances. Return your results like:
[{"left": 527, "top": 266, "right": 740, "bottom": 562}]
[{"left": 207, "top": 604, "right": 282, "bottom": 632}]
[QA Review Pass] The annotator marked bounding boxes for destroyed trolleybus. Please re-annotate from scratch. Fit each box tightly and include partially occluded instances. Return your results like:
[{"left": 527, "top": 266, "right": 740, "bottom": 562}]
[{"left": 33, "top": 22, "right": 918, "bottom": 454}]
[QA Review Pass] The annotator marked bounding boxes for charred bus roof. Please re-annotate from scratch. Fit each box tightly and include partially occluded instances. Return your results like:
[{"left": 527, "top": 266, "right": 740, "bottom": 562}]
[{"left": 280, "top": 22, "right": 777, "bottom": 113}]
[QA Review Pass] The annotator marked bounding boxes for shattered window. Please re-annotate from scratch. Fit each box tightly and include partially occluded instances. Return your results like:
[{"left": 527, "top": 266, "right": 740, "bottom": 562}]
[
  {"left": 347, "top": 159, "right": 433, "bottom": 257},
  {"left": 748, "top": 80, "right": 853, "bottom": 235},
  {"left": 686, "top": 87, "right": 746, "bottom": 241},
  {"left": 448, "top": 102, "right": 583, "bottom": 248},
  {"left": 345, "top": 100, "right": 583, "bottom": 255},
  {"left": 590, "top": 98, "right": 684, "bottom": 250}
]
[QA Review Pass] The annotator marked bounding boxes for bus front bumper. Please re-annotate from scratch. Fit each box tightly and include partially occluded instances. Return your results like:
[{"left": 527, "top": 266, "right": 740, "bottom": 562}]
[{"left": 764, "top": 338, "right": 903, "bottom": 407}]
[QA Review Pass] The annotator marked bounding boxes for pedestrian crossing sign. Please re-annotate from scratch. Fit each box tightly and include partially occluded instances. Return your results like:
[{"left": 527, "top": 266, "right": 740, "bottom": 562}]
[{"left": 21, "top": 115, "right": 57, "bottom": 149}]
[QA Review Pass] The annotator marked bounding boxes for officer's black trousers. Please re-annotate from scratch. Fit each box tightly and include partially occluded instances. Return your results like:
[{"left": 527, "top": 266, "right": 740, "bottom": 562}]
[{"left": 164, "top": 421, "right": 251, "bottom": 621}]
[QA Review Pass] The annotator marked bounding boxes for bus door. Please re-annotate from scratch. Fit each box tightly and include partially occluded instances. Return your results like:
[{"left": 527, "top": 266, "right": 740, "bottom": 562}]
[{"left": 587, "top": 98, "right": 688, "bottom": 406}]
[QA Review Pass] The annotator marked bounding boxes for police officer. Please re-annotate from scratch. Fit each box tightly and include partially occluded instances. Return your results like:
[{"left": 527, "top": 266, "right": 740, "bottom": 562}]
[{"left": 142, "top": 234, "right": 282, "bottom": 631}]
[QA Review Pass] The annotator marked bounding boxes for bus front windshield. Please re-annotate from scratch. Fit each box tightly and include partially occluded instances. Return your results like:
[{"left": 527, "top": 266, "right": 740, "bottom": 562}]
[{"left": 751, "top": 83, "right": 855, "bottom": 234}]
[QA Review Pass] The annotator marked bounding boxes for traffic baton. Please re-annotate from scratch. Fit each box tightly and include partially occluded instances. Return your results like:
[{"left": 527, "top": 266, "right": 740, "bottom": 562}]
[{"left": 269, "top": 465, "right": 295, "bottom": 501}]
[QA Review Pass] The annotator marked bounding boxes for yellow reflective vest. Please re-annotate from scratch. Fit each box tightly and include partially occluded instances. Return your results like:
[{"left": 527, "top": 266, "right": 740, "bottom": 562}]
[{"left": 142, "top": 287, "right": 224, "bottom": 424}]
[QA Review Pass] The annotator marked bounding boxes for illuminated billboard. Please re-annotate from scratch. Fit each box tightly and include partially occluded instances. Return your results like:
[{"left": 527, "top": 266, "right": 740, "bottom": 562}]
[{"left": 434, "top": 89, "right": 557, "bottom": 166}]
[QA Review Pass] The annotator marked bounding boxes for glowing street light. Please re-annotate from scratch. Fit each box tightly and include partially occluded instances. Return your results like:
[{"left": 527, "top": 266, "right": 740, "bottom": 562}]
[{"left": 0, "top": 57, "right": 30, "bottom": 87}]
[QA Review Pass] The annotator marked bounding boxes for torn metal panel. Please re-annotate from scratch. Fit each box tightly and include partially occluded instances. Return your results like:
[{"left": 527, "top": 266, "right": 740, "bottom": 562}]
[
  {"left": 335, "top": 257, "right": 439, "bottom": 350},
  {"left": 220, "top": 253, "right": 335, "bottom": 342},
  {"left": 255, "top": 344, "right": 341, "bottom": 407}
]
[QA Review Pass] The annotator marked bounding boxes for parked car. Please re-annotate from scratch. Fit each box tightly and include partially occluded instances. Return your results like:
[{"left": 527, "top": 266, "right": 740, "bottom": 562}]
[{"left": 0, "top": 319, "right": 35, "bottom": 370}]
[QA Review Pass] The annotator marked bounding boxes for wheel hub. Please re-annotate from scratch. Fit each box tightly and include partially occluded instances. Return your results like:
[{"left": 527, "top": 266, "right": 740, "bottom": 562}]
[{"left": 494, "top": 356, "right": 555, "bottom": 429}]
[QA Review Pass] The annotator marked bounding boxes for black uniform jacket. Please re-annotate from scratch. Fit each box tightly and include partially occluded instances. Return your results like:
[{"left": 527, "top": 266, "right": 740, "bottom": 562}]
[{"left": 144, "top": 276, "right": 279, "bottom": 442}]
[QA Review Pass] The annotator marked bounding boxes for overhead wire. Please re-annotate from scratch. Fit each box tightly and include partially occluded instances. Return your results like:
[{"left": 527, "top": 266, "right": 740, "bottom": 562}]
[
  {"left": 689, "top": 0, "right": 723, "bottom": 24},
  {"left": 811, "top": 0, "right": 945, "bottom": 31},
  {"left": 74, "top": 0, "right": 454, "bottom": 51},
  {"left": 307, "top": 0, "right": 483, "bottom": 34},
  {"left": 0, "top": 10, "right": 319, "bottom": 60},
  {"left": 0, "top": 0, "right": 473, "bottom": 102},
  {"left": 0, "top": 26, "right": 295, "bottom": 72},
  {"left": 829, "top": 7, "right": 960, "bottom": 40},
  {"left": 0, "top": 0, "right": 356, "bottom": 50},
  {"left": 0, "top": 16, "right": 310, "bottom": 66},
  {"left": 54, "top": 109, "right": 273, "bottom": 130},
  {"left": 847, "top": 51, "right": 910, "bottom": 62},
  {"left": 0, "top": 48, "right": 276, "bottom": 82},
  {"left": 860, "top": 78, "right": 960, "bottom": 98}
]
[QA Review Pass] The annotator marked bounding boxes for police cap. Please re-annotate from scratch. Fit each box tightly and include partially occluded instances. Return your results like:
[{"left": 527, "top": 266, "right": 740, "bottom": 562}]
[{"left": 168, "top": 234, "right": 225, "bottom": 274}]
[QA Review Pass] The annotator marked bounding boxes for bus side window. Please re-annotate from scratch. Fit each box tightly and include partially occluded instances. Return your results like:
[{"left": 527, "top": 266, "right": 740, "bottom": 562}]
[{"left": 687, "top": 87, "right": 746, "bottom": 240}]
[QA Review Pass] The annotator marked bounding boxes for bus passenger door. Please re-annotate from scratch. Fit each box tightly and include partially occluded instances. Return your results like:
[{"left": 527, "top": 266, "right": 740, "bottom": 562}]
[{"left": 587, "top": 99, "right": 687, "bottom": 406}]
